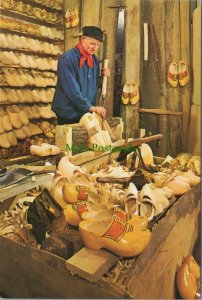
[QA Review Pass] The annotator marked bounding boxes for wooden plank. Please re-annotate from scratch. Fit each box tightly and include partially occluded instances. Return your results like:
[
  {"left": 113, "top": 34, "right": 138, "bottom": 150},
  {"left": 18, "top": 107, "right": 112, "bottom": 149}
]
[
  {"left": 0, "top": 173, "right": 53, "bottom": 203},
  {"left": 55, "top": 125, "right": 73, "bottom": 152},
  {"left": 64, "top": 0, "right": 81, "bottom": 51},
  {"left": 187, "top": 104, "right": 200, "bottom": 155},
  {"left": 100, "top": 0, "right": 122, "bottom": 116},
  {"left": 0, "top": 236, "right": 127, "bottom": 299},
  {"left": 123, "top": 0, "right": 141, "bottom": 138},
  {"left": 180, "top": 1, "right": 191, "bottom": 151},
  {"left": 126, "top": 185, "right": 200, "bottom": 299},
  {"left": 66, "top": 247, "right": 118, "bottom": 283},
  {"left": 192, "top": 6, "right": 201, "bottom": 106},
  {"left": 140, "top": 0, "right": 167, "bottom": 157},
  {"left": 165, "top": 0, "right": 182, "bottom": 157},
  {"left": 82, "top": 0, "right": 101, "bottom": 27},
  {"left": 138, "top": 108, "right": 183, "bottom": 116}
]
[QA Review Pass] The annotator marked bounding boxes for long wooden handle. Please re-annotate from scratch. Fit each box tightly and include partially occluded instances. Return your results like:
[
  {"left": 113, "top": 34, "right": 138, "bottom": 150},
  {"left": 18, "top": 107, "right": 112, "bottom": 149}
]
[
  {"left": 97, "top": 176, "right": 131, "bottom": 184},
  {"left": 7, "top": 165, "right": 56, "bottom": 174},
  {"left": 101, "top": 59, "right": 109, "bottom": 99},
  {"left": 144, "top": 23, "right": 149, "bottom": 61},
  {"left": 124, "top": 134, "right": 163, "bottom": 148}
]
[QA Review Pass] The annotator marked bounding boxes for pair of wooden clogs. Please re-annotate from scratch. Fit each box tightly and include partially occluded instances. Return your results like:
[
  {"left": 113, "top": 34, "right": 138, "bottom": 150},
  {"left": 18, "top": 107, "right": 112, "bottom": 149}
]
[
  {"left": 167, "top": 61, "right": 190, "bottom": 87},
  {"left": 121, "top": 82, "right": 140, "bottom": 105},
  {"left": 65, "top": 8, "right": 79, "bottom": 29}
]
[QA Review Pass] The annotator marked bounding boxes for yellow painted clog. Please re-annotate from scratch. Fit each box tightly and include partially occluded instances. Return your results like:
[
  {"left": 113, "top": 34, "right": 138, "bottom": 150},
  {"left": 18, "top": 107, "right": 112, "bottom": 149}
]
[
  {"left": 63, "top": 183, "right": 90, "bottom": 204},
  {"left": 79, "top": 216, "right": 151, "bottom": 257},
  {"left": 176, "top": 261, "right": 200, "bottom": 300},
  {"left": 178, "top": 60, "right": 190, "bottom": 87},
  {"left": 82, "top": 206, "right": 148, "bottom": 230},
  {"left": 130, "top": 82, "right": 139, "bottom": 105},
  {"left": 183, "top": 255, "right": 200, "bottom": 279},
  {"left": 121, "top": 83, "right": 130, "bottom": 105},
  {"left": 167, "top": 62, "right": 178, "bottom": 87},
  {"left": 63, "top": 201, "right": 111, "bottom": 227}
]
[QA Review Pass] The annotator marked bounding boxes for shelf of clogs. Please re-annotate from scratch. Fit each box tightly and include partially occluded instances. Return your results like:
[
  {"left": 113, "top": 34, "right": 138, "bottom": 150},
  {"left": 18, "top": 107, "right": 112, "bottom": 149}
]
[
  {"left": 0, "top": 28, "right": 64, "bottom": 44},
  {"left": 0, "top": 0, "right": 64, "bottom": 154},
  {"left": 0, "top": 7, "right": 63, "bottom": 28}
]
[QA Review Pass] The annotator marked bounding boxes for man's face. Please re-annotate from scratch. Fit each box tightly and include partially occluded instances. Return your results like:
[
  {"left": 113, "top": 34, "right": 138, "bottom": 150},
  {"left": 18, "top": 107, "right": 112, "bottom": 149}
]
[{"left": 81, "top": 36, "right": 101, "bottom": 55}]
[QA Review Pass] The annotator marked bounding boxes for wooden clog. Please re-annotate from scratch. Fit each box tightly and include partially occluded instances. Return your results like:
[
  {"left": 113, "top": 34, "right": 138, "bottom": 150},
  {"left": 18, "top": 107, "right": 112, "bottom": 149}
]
[{"left": 79, "top": 216, "right": 151, "bottom": 257}]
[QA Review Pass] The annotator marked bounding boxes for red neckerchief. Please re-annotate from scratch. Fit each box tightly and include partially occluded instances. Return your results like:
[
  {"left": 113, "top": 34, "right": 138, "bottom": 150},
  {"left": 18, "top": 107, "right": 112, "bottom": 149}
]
[{"left": 76, "top": 42, "right": 93, "bottom": 68}]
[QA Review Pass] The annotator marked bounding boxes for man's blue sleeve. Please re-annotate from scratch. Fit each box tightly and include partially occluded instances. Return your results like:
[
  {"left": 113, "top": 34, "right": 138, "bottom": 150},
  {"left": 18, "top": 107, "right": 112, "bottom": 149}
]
[{"left": 58, "top": 55, "right": 92, "bottom": 113}]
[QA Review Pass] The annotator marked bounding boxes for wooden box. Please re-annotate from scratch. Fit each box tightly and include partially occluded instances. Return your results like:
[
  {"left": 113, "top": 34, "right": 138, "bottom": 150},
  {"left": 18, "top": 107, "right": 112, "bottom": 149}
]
[{"left": 0, "top": 151, "right": 200, "bottom": 299}]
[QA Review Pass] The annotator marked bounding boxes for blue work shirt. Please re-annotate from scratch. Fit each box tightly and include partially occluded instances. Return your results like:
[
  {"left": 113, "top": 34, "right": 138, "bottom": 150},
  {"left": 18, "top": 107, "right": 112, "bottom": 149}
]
[{"left": 52, "top": 48, "right": 100, "bottom": 120}]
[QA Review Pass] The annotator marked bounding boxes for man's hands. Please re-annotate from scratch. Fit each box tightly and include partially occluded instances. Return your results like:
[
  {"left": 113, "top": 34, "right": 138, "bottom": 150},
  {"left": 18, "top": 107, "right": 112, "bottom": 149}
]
[
  {"left": 89, "top": 106, "right": 106, "bottom": 118},
  {"left": 101, "top": 68, "right": 110, "bottom": 78}
]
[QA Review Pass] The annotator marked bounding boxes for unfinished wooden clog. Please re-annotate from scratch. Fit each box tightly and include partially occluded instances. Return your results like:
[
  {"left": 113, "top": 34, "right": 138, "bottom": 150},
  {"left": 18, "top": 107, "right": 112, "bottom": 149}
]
[
  {"left": 0, "top": 132, "right": 11, "bottom": 148},
  {"left": 0, "top": 118, "right": 4, "bottom": 134},
  {"left": 70, "top": 8, "right": 79, "bottom": 28},
  {"left": 0, "top": 88, "right": 8, "bottom": 103},
  {"left": 0, "top": 108, "right": 12, "bottom": 131},
  {"left": 30, "top": 143, "right": 60, "bottom": 157},
  {"left": 6, "top": 106, "right": 23, "bottom": 129},
  {"left": 7, "top": 130, "right": 18, "bottom": 146},
  {"left": 65, "top": 8, "right": 71, "bottom": 28},
  {"left": 140, "top": 143, "right": 154, "bottom": 166},
  {"left": 28, "top": 123, "right": 43, "bottom": 135},
  {"left": 58, "top": 155, "right": 82, "bottom": 180}
]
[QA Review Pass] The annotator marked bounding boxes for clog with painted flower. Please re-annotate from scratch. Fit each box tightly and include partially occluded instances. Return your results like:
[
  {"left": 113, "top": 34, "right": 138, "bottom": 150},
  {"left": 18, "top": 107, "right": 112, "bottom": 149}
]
[
  {"left": 63, "top": 201, "right": 112, "bottom": 226},
  {"left": 130, "top": 82, "right": 139, "bottom": 105},
  {"left": 79, "top": 216, "right": 151, "bottom": 257},
  {"left": 178, "top": 61, "right": 190, "bottom": 87},
  {"left": 121, "top": 83, "right": 130, "bottom": 105},
  {"left": 167, "top": 62, "right": 178, "bottom": 87},
  {"left": 63, "top": 183, "right": 102, "bottom": 204},
  {"left": 82, "top": 206, "right": 148, "bottom": 229},
  {"left": 176, "top": 261, "right": 200, "bottom": 300}
]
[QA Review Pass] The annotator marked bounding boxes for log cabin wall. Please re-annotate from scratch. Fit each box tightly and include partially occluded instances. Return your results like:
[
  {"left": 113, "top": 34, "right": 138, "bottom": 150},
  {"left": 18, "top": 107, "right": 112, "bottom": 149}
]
[{"left": 63, "top": 0, "right": 200, "bottom": 157}]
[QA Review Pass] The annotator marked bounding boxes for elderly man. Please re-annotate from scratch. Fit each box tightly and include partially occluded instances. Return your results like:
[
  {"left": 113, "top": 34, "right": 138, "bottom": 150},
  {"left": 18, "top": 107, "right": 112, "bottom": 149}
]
[{"left": 52, "top": 26, "right": 110, "bottom": 125}]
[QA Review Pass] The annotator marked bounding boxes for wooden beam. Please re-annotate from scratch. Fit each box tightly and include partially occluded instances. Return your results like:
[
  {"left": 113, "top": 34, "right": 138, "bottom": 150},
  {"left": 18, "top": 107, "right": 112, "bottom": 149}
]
[{"left": 138, "top": 108, "right": 183, "bottom": 116}]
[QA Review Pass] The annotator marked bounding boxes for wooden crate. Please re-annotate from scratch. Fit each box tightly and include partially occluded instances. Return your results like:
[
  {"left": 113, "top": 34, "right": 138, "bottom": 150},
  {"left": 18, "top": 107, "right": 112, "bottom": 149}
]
[{"left": 0, "top": 151, "right": 200, "bottom": 299}]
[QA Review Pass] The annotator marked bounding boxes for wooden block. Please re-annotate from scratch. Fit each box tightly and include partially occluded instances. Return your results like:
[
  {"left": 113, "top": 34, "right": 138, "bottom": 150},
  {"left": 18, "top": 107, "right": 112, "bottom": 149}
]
[
  {"left": 65, "top": 247, "right": 118, "bottom": 283},
  {"left": 55, "top": 125, "right": 72, "bottom": 153}
]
